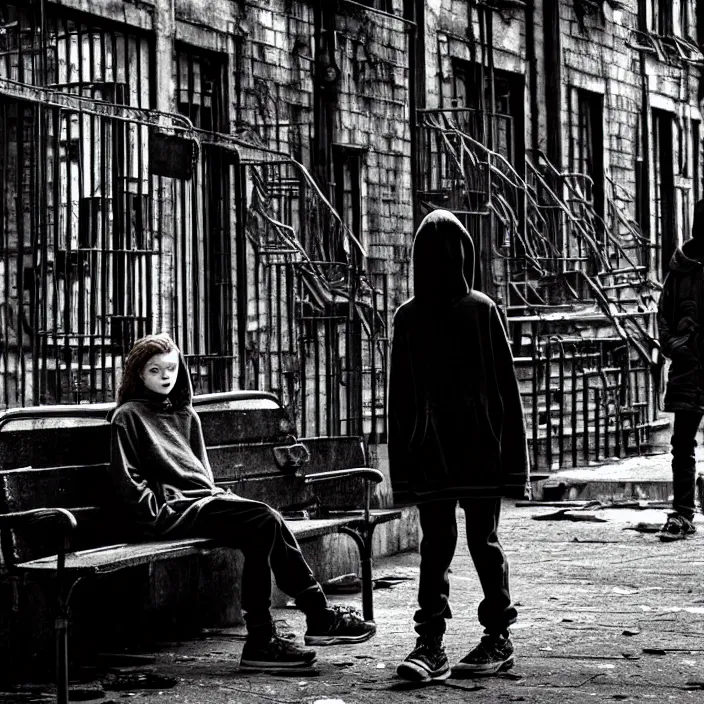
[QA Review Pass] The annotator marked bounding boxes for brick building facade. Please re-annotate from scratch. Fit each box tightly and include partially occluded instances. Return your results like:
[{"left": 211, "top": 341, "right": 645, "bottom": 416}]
[{"left": 0, "top": 0, "right": 702, "bottom": 468}]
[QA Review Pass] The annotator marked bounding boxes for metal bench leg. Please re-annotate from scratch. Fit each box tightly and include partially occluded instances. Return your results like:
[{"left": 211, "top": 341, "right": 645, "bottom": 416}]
[
  {"left": 339, "top": 521, "right": 378, "bottom": 622},
  {"left": 55, "top": 576, "right": 83, "bottom": 704}
]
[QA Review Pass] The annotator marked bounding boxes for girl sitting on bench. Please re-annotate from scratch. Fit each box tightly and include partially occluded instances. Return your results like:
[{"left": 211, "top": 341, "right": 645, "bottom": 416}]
[{"left": 110, "top": 333, "right": 376, "bottom": 671}]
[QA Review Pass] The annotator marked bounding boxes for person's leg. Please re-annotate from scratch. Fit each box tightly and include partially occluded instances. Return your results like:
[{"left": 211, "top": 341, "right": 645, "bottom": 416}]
[
  {"left": 397, "top": 500, "right": 457, "bottom": 683},
  {"left": 414, "top": 499, "right": 459, "bottom": 637},
  {"left": 671, "top": 410, "right": 702, "bottom": 519},
  {"left": 189, "top": 497, "right": 319, "bottom": 633},
  {"left": 189, "top": 496, "right": 374, "bottom": 649},
  {"left": 453, "top": 498, "right": 516, "bottom": 674},
  {"left": 660, "top": 411, "right": 702, "bottom": 540},
  {"left": 187, "top": 497, "right": 318, "bottom": 668},
  {"left": 462, "top": 497, "right": 516, "bottom": 633}
]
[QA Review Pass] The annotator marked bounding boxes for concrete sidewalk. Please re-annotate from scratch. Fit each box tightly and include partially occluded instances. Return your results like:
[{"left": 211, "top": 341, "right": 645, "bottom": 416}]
[
  {"left": 8, "top": 452, "right": 704, "bottom": 703},
  {"left": 534, "top": 451, "right": 703, "bottom": 503}
]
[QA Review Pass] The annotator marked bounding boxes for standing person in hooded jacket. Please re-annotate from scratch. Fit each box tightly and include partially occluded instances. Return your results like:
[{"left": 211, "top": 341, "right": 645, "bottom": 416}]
[
  {"left": 110, "top": 333, "right": 375, "bottom": 673},
  {"left": 389, "top": 210, "right": 531, "bottom": 683},
  {"left": 656, "top": 199, "right": 704, "bottom": 541}
]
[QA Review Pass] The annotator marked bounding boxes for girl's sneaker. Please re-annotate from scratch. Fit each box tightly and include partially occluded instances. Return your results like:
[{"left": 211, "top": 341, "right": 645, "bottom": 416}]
[
  {"left": 658, "top": 513, "right": 696, "bottom": 541},
  {"left": 453, "top": 632, "right": 515, "bottom": 675},
  {"left": 396, "top": 635, "right": 451, "bottom": 682},
  {"left": 304, "top": 604, "right": 376, "bottom": 645},
  {"left": 240, "top": 634, "right": 317, "bottom": 671}
]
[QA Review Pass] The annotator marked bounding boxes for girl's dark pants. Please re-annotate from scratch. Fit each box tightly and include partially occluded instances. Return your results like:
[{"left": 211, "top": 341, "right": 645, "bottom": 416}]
[
  {"left": 184, "top": 496, "right": 328, "bottom": 638},
  {"left": 414, "top": 498, "right": 517, "bottom": 637},
  {"left": 671, "top": 410, "right": 702, "bottom": 520}
]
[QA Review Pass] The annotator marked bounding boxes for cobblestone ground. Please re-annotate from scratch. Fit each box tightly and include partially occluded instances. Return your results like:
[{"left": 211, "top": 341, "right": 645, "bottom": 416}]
[{"left": 24, "top": 501, "right": 704, "bottom": 703}]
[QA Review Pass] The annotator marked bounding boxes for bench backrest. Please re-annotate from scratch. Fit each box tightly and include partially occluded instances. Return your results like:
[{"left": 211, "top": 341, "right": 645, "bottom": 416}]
[{"left": 0, "top": 391, "right": 368, "bottom": 564}]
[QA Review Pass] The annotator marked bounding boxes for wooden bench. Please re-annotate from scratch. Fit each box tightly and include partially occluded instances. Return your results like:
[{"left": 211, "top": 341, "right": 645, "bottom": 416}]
[{"left": 0, "top": 390, "right": 401, "bottom": 704}]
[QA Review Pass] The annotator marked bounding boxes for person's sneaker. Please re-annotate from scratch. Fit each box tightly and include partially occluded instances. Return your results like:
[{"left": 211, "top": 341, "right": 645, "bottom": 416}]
[
  {"left": 396, "top": 635, "right": 451, "bottom": 682},
  {"left": 658, "top": 513, "right": 696, "bottom": 542},
  {"left": 453, "top": 632, "right": 515, "bottom": 675},
  {"left": 240, "top": 634, "right": 317, "bottom": 670},
  {"left": 304, "top": 604, "right": 376, "bottom": 645}
]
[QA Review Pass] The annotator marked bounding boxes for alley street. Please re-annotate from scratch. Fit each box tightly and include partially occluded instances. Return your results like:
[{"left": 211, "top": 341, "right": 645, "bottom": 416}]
[{"left": 24, "top": 499, "right": 704, "bottom": 704}]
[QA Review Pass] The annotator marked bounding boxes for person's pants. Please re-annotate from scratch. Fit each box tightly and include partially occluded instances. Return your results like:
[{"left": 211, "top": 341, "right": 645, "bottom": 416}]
[
  {"left": 414, "top": 498, "right": 517, "bottom": 638},
  {"left": 184, "top": 496, "right": 328, "bottom": 637},
  {"left": 671, "top": 410, "right": 703, "bottom": 520}
]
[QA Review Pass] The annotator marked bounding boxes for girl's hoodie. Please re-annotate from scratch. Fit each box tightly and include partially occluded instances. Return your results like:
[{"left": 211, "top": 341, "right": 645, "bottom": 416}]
[{"left": 110, "top": 349, "right": 229, "bottom": 536}]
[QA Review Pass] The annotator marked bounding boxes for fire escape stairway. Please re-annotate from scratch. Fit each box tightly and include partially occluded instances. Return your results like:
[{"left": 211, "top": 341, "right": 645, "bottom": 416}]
[{"left": 417, "top": 110, "right": 666, "bottom": 469}]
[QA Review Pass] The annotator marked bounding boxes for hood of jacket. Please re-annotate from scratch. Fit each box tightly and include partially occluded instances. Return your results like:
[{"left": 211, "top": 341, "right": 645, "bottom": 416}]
[
  {"left": 669, "top": 239, "right": 704, "bottom": 274},
  {"left": 122, "top": 347, "right": 194, "bottom": 412},
  {"left": 412, "top": 210, "right": 475, "bottom": 300}
]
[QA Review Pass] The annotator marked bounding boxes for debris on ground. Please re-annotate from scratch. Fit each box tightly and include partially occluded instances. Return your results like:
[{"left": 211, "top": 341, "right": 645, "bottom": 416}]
[
  {"left": 684, "top": 681, "right": 704, "bottom": 690},
  {"left": 532, "top": 508, "right": 608, "bottom": 522},
  {"left": 623, "top": 522, "right": 662, "bottom": 533},
  {"left": 643, "top": 647, "right": 704, "bottom": 654},
  {"left": 95, "top": 654, "right": 156, "bottom": 667},
  {"left": 322, "top": 573, "right": 362, "bottom": 594},
  {"left": 101, "top": 672, "right": 178, "bottom": 691},
  {"left": 373, "top": 574, "right": 416, "bottom": 589},
  {"left": 518, "top": 499, "right": 671, "bottom": 510}
]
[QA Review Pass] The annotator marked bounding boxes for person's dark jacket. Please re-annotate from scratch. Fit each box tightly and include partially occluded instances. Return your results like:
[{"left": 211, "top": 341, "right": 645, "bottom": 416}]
[
  {"left": 657, "top": 238, "right": 704, "bottom": 413},
  {"left": 110, "top": 349, "right": 232, "bottom": 536},
  {"left": 388, "top": 210, "right": 530, "bottom": 505}
]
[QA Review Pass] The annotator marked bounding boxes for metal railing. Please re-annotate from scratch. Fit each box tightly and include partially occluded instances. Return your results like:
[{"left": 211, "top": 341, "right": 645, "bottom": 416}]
[{"left": 417, "top": 107, "right": 663, "bottom": 468}]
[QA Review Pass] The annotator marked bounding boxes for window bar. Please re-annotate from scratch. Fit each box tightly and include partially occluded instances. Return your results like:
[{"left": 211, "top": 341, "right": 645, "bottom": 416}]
[
  {"left": 51, "top": 99, "right": 60, "bottom": 405},
  {"left": 545, "top": 340, "right": 553, "bottom": 470},
  {"left": 582, "top": 368, "right": 590, "bottom": 464},
  {"left": 298, "top": 271, "right": 307, "bottom": 436},
  {"left": 594, "top": 386, "right": 601, "bottom": 462},
  {"left": 570, "top": 346, "right": 578, "bottom": 467},
  {"left": 557, "top": 340, "right": 565, "bottom": 468},
  {"left": 62, "top": 18, "right": 73, "bottom": 404},
  {"left": 76, "top": 21, "right": 86, "bottom": 402},
  {"left": 530, "top": 322, "right": 539, "bottom": 471},
  {"left": 1, "top": 101, "right": 9, "bottom": 408}
]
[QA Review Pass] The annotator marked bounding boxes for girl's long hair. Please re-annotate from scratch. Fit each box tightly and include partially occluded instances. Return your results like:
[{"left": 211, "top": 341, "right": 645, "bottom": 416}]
[{"left": 117, "top": 333, "right": 178, "bottom": 406}]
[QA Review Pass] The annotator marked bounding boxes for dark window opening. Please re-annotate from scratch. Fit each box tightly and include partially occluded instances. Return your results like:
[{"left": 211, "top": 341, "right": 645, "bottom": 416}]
[
  {"left": 653, "top": 109, "right": 675, "bottom": 280},
  {"left": 176, "top": 45, "right": 228, "bottom": 133},
  {"left": 451, "top": 61, "right": 525, "bottom": 170},
  {"left": 693, "top": 119, "right": 701, "bottom": 205},
  {"left": 333, "top": 146, "right": 363, "bottom": 263},
  {"left": 680, "top": 0, "right": 692, "bottom": 38},
  {"left": 652, "top": 0, "right": 674, "bottom": 35},
  {"left": 573, "top": 89, "right": 605, "bottom": 219}
]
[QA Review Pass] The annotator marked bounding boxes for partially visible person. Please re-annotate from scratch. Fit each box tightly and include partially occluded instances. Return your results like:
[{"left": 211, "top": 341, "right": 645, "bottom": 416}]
[
  {"left": 110, "top": 333, "right": 375, "bottom": 671},
  {"left": 388, "top": 210, "right": 531, "bottom": 683},
  {"left": 656, "top": 199, "right": 704, "bottom": 541}
]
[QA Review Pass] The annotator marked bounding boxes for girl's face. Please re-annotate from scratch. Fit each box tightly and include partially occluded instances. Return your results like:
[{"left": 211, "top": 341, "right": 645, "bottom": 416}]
[{"left": 140, "top": 349, "right": 180, "bottom": 396}]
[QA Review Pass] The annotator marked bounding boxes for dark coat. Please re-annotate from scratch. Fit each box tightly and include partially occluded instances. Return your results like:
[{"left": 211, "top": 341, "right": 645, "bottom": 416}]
[
  {"left": 657, "top": 239, "right": 704, "bottom": 413},
  {"left": 388, "top": 210, "right": 530, "bottom": 505}
]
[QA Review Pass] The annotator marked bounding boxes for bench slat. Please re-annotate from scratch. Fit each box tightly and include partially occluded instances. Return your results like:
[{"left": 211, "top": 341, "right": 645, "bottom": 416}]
[
  {"left": 299, "top": 436, "right": 367, "bottom": 473},
  {"left": 0, "top": 425, "right": 111, "bottom": 470},
  {"left": 198, "top": 407, "right": 295, "bottom": 445},
  {"left": 13, "top": 537, "right": 215, "bottom": 574},
  {"left": 11, "top": 510, "right": 404, "bottom": 574}
]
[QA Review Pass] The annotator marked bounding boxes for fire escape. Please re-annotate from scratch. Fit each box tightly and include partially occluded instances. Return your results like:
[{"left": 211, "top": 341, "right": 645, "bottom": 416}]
[{"left": 416, "top": 108, "right": 664, "bottom": 471}]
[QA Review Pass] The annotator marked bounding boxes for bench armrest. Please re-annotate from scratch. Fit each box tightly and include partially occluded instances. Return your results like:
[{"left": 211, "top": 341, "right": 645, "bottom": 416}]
[
  {"left": 303, "top": 468, "right": 384, "bottom": 521},
  {"left": 0, "top": 508, "right": 78, "bottom": 570},
  {"left": 0, "top": 507, "right": 78, "bottom": 531},
  {"left": 303, "top": 468, "right": 384, "bottom": 484}
]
